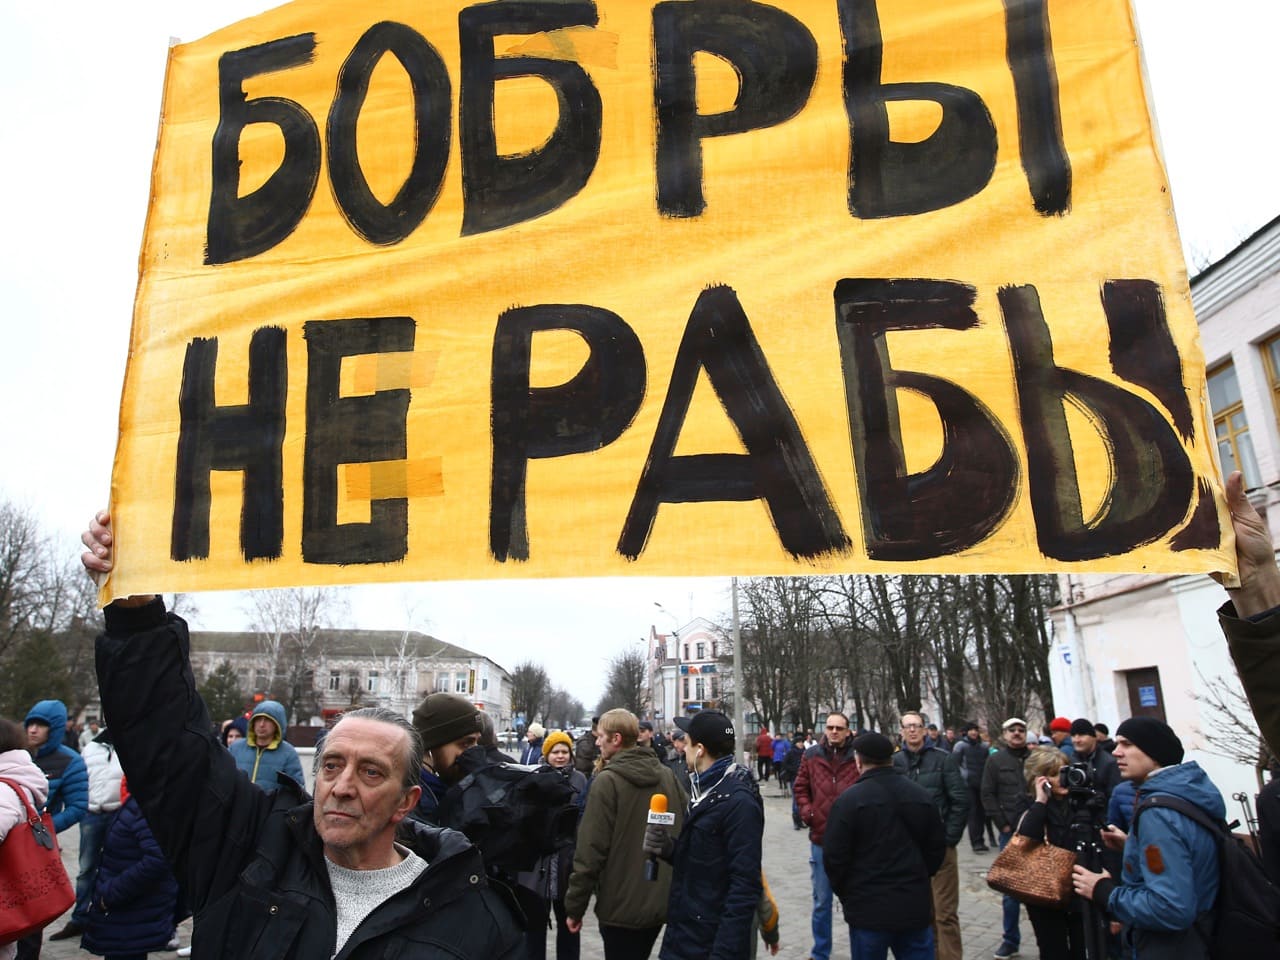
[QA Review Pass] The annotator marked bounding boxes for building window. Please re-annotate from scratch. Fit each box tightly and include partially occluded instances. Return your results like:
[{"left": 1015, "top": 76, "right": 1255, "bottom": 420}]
[
  {"left": 328, "top": 670, "right": 341, "bottom": 692},
  {"left": 684, "top": 677, "right": 691, "bottom": 699},
  {"left": 695, "top": 642, "right": 705, "bottom": 660},
  {"left": 366, "top": 670, "right": 379, "bottom": 693},
  {"left": 454, "top": 672, "right": 469, "bottom": 694},
  {"left": 694, "top": 677, "right": 705, "bottom": 701},
  {"left": 1208, "top": 362, "right": 1262, "bottom": 487},
  {"left": 1263, "top": 335, "right": 1280, "bottom": 434},
  {"left": 434, "top": 672, "right": 450, "bottom": 693},
  {"left": 481, "top": 677, "right": 489, "bottom": 691}
]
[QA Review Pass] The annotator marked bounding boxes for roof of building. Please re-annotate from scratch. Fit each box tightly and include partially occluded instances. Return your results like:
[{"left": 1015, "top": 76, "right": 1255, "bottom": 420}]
[
  {"left": 189, "top": 628, "right": 502, "bottom": 668},
  {"left": 1191, "top": 213, "right": 1280, "bottom": 319}
]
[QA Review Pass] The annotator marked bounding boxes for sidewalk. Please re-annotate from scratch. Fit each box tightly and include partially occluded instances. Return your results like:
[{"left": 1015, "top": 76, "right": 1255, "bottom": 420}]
[{"left": 38, "top": 783, "right": 1026, "bottom": 959}]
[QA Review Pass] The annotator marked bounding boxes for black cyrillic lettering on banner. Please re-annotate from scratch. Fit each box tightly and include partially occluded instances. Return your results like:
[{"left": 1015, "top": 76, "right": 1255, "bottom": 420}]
[
  {"left": 459, "top": 1, "right": 602, "bottom": 235},
  {"left": 171, "top": 327, "right": 287, "bottom": 562},
  {"left": 838, "top": 0, "right": 997, "bottom": 218},
  {"left": 490, "top": 305, "right": 645, "bottom": 562},
  {"left": 619, "top": 285, "right": 849, "bottom": 560},
  {"left": 206, "top": 35, "right": 320, "bottom": 264},
  {"left": 302, "top": 317, "right": 415, "bottom": 564},
  {"left": 834, "top": 279, "right": 1018, "bottom": 560},
  {"left": 653, "top": 0, "right": 818, "bottom": 218},
  {"left": 1002, "top": 0, "right": 1070, "bottom": 215},
  {"left": 1171, "top": 478, "right": 1221, "bottom": 551},
  {"left": 1102, "top": 280, "right": 1193, "bottom": 440},
  {"left": 327, "top": 22, "right": 451, "bottom": 245},
  {"left": 1001, "top": 284, "right": 1195, "bottom": 561}
]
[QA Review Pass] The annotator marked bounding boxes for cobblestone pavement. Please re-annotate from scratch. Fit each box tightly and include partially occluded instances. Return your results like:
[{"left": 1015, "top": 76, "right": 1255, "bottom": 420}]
[{"left": 38, "top": 782, "right": 1028, "bottom": 959}]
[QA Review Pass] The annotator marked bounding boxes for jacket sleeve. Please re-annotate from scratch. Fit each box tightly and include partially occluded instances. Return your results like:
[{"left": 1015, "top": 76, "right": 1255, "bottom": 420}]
[
  {"left": 940, "top": 752, "right": 968, "bottom": 846},
  {"left": 820, "top": 794, "right": 853, "bottom": 893},
  {"left": 921, "top": 801, "right": 947, "bottom": 875},
  {"left": 98, "top": 806, "right": 174, "bottom": 908},
  {"left": 980, "top": 754, "right": 1004, "bottom": 828},
  {"left": 1218, "top": 600, "right": 1280, "bottom": 756},
  {"left": 709, "top": 795, "right": 764, "bottom": 960},
  {"left": 1015, "top": 800, "right": 1046, "bottom": 839},
  {"left": 51, "top": 752, "right": 89, "bottom": 833},
  {"left": 282, "top": 744, "right": 306, "bottom": 788},
  {"left": 564, "top": 771, "right": 616, "bottom": 919},
  {"left": 793, "top": 755, "right": 813, "bottom": 824},
  {"left": 1104, "top": 809, "right": 1210, "bottom": 931},
  {"left": 96, "top": 599, "right": 277, "bottom": 916}
]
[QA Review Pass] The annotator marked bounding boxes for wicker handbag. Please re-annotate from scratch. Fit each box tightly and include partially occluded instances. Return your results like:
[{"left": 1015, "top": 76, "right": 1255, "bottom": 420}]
[{"left": 985, "top": 815, "right": 1077, "bottom": 909}]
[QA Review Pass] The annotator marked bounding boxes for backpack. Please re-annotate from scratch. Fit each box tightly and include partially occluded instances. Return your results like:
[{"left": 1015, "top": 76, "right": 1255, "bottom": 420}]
[
  {"left": 1132, "top": 793, "right": 1280, "bottom": 959},
  {"left": 443, "top": 762, "right": 578, "bottom": 876}
]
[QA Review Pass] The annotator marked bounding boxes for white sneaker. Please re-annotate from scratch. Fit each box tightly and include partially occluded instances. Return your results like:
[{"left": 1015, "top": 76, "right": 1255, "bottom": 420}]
[{"left": 176, "top": 948, "right": 192, "bottom": 957}]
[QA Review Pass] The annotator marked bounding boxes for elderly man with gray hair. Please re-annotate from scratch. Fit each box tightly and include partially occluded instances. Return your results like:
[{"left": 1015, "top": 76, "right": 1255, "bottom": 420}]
[{"left": 82, "top": 509, "right": 522, "bottom": 960}]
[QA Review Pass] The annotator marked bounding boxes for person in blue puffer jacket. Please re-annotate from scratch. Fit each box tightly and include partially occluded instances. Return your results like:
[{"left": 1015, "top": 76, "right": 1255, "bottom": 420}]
[
  {"left": 80, "top": 776, "right": 180, "bottom": 960},
  {"left": 23, "top": 699, "right": 89, "bottom": 834},
  {"left": 228, "top": 700, "right": 304, "bottom": 790},
  {"left": 1072, "top": 718, "right": 1223, "bottom": 960}
]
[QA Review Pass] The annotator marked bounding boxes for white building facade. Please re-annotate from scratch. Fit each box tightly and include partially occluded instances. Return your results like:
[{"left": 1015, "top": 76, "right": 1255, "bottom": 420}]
[
  {"left": 1048, "top": 217, "right": 1280, "bottom": 801},
  {"left": 647, "top": 616, "right": 732, "bottom": 725}
]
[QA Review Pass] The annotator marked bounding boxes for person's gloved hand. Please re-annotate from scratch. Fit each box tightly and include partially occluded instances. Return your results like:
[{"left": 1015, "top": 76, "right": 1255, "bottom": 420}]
[{"left": 642, "top": 823, "right": 674, "bottom": 859}]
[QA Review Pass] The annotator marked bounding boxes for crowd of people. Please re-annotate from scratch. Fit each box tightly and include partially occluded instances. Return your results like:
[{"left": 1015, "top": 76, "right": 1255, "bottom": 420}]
[{"left": 1, "top": 474, "right": 1277, "bottom": 960}]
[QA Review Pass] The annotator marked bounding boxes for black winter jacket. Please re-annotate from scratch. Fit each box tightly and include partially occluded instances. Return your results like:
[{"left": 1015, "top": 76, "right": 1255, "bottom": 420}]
[
  {"left": 892, "top": 746, "right": 968, "bottom": 847},
  {"left": 96, "top": 600, "right": 523, "bottom": 960},
  {"left": 952, "top": 734, "right": 989, "bottom": 785},
  {"left": 822, "top": 767, "right": 945, "bottom": 931},
  {"left": 981, "top": 745, "right": 1031, "bottom": 832},
  {"left": 658, "top": 760, "right": 763, "bottom": 960}
]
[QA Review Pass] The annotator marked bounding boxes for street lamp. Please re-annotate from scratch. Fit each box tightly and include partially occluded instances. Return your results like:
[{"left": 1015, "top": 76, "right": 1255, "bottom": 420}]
[{"left": 654, "top": 602, "right": 681, "bottom": 720}]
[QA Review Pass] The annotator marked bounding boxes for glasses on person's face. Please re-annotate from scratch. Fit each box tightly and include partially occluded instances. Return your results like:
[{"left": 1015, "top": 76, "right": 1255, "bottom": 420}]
[
  {"left": 826, "top": 724, "right": 848, "bottom": 732},
  {"left": 902, "top": 723, "right": 923, "bottom": 730}
]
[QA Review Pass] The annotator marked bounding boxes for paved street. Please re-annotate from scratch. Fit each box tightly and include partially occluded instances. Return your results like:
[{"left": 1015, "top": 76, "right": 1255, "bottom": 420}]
[{"left": 39, "top": 782, "right": 1024, "bottom": 959}]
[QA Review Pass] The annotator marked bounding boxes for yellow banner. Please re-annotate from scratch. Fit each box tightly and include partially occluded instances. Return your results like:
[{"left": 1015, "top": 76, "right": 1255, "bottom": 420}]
[{"left": 105, "top": 0, "right": 1232, "bottom": 600}]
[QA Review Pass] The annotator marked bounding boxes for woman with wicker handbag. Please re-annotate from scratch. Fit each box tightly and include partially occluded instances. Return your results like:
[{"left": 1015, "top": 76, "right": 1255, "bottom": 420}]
[{"left": 1011, "top": 748, "right": 1086, "bottom": 960}]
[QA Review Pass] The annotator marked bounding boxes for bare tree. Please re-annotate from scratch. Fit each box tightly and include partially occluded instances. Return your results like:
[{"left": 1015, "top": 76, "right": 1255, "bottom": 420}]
[
  {"left": 0, "top": 502, "right": 53, "bottom": 659},
  {"left": 245, "top": 587, "right": 346, "bottom": 722},
  {"left": 545, "top": 687, "right": 585, "bottom": 730},
  {"left": 597, "top": 649, "right": 648, "bottom": 717},
  {"left": 510, "top": 661, "right": 551, "bottom": 729}
]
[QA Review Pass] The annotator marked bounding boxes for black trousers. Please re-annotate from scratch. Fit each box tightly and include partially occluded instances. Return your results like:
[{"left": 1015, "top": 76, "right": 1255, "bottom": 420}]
[{"left": 599, "top": 923, "right": 661, "bottom": 960}]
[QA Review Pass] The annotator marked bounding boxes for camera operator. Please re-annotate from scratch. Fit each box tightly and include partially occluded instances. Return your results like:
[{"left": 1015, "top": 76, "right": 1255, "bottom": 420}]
[
  {"left": 1015, "top": 748, "right": 1087, "bottom": 960},
  {"left": 1068, "top": 720, "right": 1120, "bottom": 802}
]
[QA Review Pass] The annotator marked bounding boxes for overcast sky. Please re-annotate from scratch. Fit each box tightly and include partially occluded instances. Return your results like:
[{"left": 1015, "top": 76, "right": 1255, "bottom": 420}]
[{"left": 2, "top": 0, "right": 1276, "bottom": 709}]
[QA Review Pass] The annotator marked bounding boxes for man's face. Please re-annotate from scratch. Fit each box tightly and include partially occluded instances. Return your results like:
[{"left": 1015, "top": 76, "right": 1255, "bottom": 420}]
[
  {"left": 901, "top": 715, "right": 926, "bottom": 751},
  {"left": 638, "top": 727, "right": 653, "bottom": 746},
  {"left": 1072, "top": 732, "right": 1098, "bottom": 757},
  {"left": 314, "top": 717, "right": 420, "bottom": 869},
  {"left": 26, "top": 721, "right": 49, "bottom": 750},
  {"left": 824, "top": 715, "right": 850, "bottom": 748},
  {"left": 1113, "top": 736, "right": 1159, "bottom": 784},
  {"left": 965, "top": 726, "right": 980, "bottom": 742},
  {"left": 1004, "top": 724, "right": 1027, "bottom": 748},
  {"left": 1050, "top": 729, "right": 1068, "bottom": 745},
  {"left": 253, "top": 716, "right": 278, "bottom": 745},
  {"left": 429, "top": 732, "right": 482, "bottom": 783},
  {"left": 597, "top": 728, "right": 623, "bottom": 761},
  {"left": 672, "top": 737, "right": 686, "bottom": 756}
]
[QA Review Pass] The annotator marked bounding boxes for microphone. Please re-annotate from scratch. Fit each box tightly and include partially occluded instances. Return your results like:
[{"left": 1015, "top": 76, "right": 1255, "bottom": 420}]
[{"left": 644, "top": 793, "right": 675, "bottom": 881}]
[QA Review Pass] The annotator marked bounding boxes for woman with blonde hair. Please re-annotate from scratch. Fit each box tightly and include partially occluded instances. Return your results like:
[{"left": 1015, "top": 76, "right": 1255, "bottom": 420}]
[{"left": 1014, "top": 747, "right": 1085, "bottom": 960}]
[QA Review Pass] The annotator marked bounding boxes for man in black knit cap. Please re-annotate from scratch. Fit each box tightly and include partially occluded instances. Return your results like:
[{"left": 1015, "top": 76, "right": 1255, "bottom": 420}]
[{"left": 1071, "top": 717, "right": 1224, "bottom": 959}]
